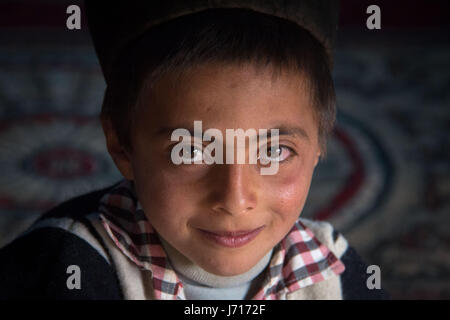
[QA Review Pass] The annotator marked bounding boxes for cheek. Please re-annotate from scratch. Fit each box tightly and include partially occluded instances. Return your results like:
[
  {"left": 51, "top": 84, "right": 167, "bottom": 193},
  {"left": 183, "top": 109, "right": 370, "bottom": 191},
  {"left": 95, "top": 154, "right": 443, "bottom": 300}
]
[
  {"left": 132, "top": 161, "right": 195, "bottom": 232},
  {"left": 265, "top": 159, "right": 316, "bottom": 218}
]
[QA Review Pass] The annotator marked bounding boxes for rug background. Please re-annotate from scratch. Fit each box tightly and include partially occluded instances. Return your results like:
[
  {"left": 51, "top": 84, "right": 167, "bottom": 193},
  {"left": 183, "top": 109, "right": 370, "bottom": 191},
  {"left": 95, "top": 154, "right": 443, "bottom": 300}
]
[{"left": 0, "top": 0, "right": 449, "bottom": 299}]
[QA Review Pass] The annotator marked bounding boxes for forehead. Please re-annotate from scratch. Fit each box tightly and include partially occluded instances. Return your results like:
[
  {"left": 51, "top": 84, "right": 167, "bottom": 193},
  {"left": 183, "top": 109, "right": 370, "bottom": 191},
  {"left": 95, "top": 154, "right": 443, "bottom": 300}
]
[{"left": 136, "top": 62, "right": 318, "bottom": 137}]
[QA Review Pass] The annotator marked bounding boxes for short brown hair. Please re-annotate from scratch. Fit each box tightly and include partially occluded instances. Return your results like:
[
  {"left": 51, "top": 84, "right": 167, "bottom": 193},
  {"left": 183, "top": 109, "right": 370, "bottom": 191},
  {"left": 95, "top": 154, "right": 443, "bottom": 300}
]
[{"left": 101, "top": 8, "right": 336, "bottom": 155}]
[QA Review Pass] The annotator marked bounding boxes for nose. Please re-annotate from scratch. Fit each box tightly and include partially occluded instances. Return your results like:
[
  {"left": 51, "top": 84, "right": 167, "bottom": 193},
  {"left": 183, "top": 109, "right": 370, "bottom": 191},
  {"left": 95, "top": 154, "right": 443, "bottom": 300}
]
[{"left": 211, "top": 164, "right": 258, "bottom": 217}]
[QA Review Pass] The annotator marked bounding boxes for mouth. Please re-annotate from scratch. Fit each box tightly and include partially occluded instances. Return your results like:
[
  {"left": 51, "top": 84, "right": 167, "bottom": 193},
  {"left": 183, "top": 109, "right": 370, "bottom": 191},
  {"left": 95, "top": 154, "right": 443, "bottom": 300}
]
[{"left": 198, "top": 225, "right": 265, "bottom": 248}]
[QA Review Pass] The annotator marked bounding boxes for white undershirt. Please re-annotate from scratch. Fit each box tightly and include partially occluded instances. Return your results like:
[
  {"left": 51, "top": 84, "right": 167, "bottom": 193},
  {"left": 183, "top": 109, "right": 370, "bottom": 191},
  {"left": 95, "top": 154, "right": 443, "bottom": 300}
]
[{"left": 158, "top": 235, "right": 273, "bottom": 300}]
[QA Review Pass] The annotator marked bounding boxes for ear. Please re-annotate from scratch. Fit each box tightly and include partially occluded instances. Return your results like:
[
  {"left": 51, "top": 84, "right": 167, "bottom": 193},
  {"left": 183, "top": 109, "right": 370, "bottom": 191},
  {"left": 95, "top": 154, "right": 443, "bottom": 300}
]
[{"left": 101, "top": 116, "right": 134, "bottom": 180}]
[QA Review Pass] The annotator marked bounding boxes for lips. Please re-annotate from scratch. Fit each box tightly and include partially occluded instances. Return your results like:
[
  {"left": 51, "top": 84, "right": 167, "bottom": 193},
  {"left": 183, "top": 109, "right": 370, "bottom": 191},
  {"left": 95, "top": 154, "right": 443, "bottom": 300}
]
[{"left": 198, "top": 225, "right": 265, "bottom": 248}]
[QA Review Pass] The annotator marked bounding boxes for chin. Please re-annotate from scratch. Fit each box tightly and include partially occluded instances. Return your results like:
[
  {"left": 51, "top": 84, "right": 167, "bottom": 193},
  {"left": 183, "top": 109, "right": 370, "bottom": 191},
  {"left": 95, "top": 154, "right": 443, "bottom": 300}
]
[{"left": 200, "top": 256, "right": 257, "bottom": 277}]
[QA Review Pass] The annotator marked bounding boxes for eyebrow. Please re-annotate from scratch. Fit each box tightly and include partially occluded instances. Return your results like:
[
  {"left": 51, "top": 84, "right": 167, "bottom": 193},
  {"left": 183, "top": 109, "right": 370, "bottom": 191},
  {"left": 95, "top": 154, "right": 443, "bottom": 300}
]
[
  {"left": 266, "top": 125, "right": 310, "bottom": 141},
  {"left": 155, "top": 124, "right": 310, "bottom": 141}
]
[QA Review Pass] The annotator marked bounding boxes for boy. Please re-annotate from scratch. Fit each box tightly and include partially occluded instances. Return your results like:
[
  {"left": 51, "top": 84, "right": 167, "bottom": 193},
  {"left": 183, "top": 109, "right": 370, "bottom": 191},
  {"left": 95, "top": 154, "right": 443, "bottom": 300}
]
[{"left": 0, "top": 1, "right": 388, "bottom": 299}]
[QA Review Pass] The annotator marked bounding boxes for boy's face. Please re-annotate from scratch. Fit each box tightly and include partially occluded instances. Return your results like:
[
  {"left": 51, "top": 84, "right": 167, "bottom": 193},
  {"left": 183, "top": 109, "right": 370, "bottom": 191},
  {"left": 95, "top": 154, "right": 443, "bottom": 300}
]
[{"left": 105, "top": 62, "right": 321, "bottom": 276}]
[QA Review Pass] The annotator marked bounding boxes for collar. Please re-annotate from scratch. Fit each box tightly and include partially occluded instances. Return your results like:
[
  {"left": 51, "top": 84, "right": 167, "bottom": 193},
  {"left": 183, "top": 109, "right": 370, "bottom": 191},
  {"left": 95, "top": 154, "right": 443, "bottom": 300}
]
[
  {"left": 98, "top": 179, "right": 345, "bottom": 300},
  {"left": 159, "top": 234, "right": 273, "bottom": 288}
]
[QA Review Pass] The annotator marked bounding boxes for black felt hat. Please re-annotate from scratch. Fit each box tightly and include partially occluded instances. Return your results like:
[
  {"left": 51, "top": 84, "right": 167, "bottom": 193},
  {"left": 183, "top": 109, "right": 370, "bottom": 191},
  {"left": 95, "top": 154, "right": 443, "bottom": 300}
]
[{"left": 85, "top": 0, "right": 340, "bottom": 83}]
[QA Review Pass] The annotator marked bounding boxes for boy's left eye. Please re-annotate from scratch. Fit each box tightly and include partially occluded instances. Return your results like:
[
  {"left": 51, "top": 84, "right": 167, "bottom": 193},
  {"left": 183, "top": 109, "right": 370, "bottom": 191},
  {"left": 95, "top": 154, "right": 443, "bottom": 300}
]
[{"left": 258, "top": 145, "right": 293, "bottom": 163}]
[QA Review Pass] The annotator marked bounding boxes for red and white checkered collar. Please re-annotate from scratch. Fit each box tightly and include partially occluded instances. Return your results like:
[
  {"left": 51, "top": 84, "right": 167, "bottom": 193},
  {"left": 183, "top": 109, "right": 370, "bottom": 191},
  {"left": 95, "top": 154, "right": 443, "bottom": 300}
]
[{"left": 98, "top": 180, "right": 345, "bottom": 300}]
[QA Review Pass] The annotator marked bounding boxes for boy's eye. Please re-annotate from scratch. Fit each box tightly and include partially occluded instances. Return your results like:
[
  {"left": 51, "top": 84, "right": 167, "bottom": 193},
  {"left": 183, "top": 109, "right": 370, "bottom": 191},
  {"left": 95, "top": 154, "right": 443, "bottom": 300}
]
[
  {"left": 258, "top": 145, "right": 293, "bottom": 163},
  {"left": 181, "top": 145, "right": 203, "bottom": 162}
]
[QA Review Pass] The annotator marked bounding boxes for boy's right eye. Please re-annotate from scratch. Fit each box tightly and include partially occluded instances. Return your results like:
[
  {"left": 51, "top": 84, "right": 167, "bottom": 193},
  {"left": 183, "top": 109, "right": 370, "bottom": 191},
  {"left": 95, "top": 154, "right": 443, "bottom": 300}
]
[{"left": 180, "top": 145, "right": 203, "bottom": 163}]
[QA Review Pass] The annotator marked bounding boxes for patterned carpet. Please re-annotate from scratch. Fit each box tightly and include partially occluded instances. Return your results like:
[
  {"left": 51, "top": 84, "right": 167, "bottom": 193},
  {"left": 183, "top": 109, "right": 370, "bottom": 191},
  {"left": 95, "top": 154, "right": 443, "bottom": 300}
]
[{"left": 0, "top": 29, "right": 448, "bottom": 299}]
